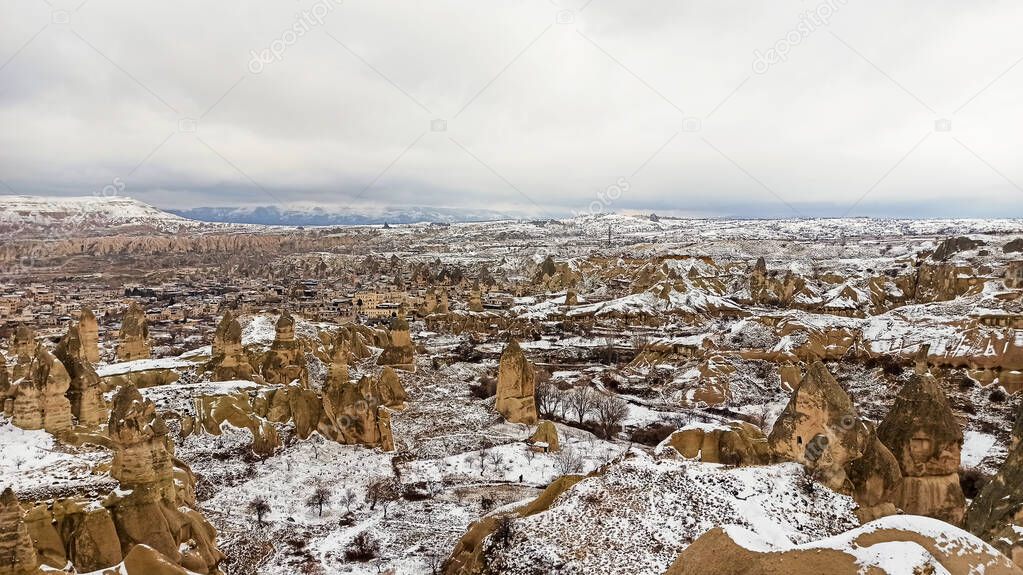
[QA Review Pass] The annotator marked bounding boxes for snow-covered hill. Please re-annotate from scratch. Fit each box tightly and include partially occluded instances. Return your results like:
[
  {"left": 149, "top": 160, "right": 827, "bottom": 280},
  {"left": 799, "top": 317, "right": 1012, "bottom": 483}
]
[
  {"left": 168, "top": 204, "right": 522, "bottom": 226},
  {"left": 0, "top": 195, "right": 204, "bottom": 237}
]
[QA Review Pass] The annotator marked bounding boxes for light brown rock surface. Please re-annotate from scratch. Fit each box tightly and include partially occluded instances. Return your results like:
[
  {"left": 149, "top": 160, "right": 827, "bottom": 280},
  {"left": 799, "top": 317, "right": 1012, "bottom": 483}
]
[
  {"left": 666, "top": 517, "right": 1023, "bottom": 575},
  {"left": 877, "top": 372, "right": 965, "bottom": 524},
  {"left": 55, "top": 323, "right": 105, "bottom": 427},
  {"left": 495, "top": 340, "right": 537, "bottom": 425},
  {"left": 376, "top": 316, "right": 415, "bottom": 371},
  {"left": 767, "top": 361, "right": 869, "bottom": 491},
  {"left": 0, "top": 488, "right": 39, "bottom": 575},
  {"left": 260, "top": 311, "right": 306, "bottom": 384},
  {"left": 206, "top": 311, "right": 254, "bottom": 381},
  {"left": 9, "top": 346, "right": 73, "bottom": 434},
  {"left": 966, "top": 428, "right": 1023, "bottom": 564},
  {"left": 663, "top": 421, "right": 772, "bottom": 466},
  {"left": 78, "top": 307, "right": 100, "bottom": 363},
  {"left": 528, "top": 420, "right": 560, "bottom": 452},
  {"left": 116, "top": 303, "right": 150, "bottom": 361}
]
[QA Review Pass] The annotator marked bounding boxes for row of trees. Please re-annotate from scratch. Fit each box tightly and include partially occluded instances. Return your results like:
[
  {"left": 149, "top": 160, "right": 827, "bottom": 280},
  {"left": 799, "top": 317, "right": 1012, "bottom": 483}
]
[
  {"left": 247, "top": 476, "right": 401, "bottom": 525},
  {"left": 535, "top": 379, "right": 629, "bottom": 439}
]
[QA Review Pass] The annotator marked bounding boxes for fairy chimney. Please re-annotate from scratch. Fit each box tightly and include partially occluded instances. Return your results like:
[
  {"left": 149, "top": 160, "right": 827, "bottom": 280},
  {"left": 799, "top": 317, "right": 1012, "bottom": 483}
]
[
  {"left": 116, "top": 303, "right": 150, "bottom": 361},
  {"left": 0, "top": 488, "right": 39, "bottom": 575},
  {"left": 495, "top": 340, "right": 538, "bottom": 425},
  {"left": 78, "top": 308, "right": 100, "bottom": 363},
  {"left": 966, "top": 435, "right": 1023, "bottom": 563},
  {"left": 207, "top": 311, "right": 253, "bottom": 381},
  {"left": 376, "top": 316, "right": 415, "bottom": 371},
  {"left": 8, "top": 325, "right": 35, "bottom": 382},
  {"left": 261, "top": 311, "right": 305, "bottom": 385},
  {"left": 107, "top": 384, "right": 174, "bottom": 487},
  {"left": 11, "top": 346, "right": 73, "bottom": 434},
  {"left": 767, "top": 360, "right": 869, "bottom": 491},
  {"left": 55, "top": 323, "right": 105, "bottom": 427},
  {"left": 877, "top": 372, "right": 965, "bottom": 524},
  {"left": 845, "top": 423, "right": 903, "bottom": 522}
]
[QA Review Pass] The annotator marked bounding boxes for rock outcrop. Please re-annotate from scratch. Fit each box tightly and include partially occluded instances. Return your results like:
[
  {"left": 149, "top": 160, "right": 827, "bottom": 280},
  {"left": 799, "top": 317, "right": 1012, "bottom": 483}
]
[
  {"left": 767, "top": 361, "right": 869, "bottom": 491},
  {"left": 376, "top": 316, "right": 415, "bottom": 371},
  {"left": 206, "top": 311, "right": 254, "bottom": 381},
  {"left": 966, "top": 429, "right": 1023, "bottom": 564},
  {"left": 0, "top": 488, "right": 39, "bottom": 575},
  {"left": 495, "top": 340, "right": 537, "bottom": 425},
  {"left": 260, "top": 311, "right": 305, "bottom": 385},
  {"left": 667, "top": 517, "right": 1023, "bottom": 575},
  {"left": 105, "top": 384, "right": 224, "bottom": 573},
  {"left": 116, "top": 303, "right": 150, "bottom": 361},
  {"left": 318, "top": 371, "right": 405, "bottom": 451},
  {"left": 186, "top": 391, "right": 281, "bottom": 456},
  {"left": 9, "top": 346, "right": 73, "bottom": 434},
  {"left": 78, "top": 308, "right": 100, "bottom": 363},
  {"left": 8, "top": 325, "right": 35, "bottom": 382},
  {"left": 55, "top": 323, "right": 105, "bottom": 427},
  {"left": 877, "top": 372, "right": 965, "bottom": 524},
  {"left": 528, "top": 420, "right": 560, "bottom": 452},
  {"left": 662, "top": 421, "right": 772, "bottom": 466},
  {"left": 845, "top": 423, "right": 902, "bottom": 522}
]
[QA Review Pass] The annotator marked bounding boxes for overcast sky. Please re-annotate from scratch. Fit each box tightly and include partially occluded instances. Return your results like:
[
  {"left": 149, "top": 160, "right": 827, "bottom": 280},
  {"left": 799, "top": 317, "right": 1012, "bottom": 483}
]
[{"left": 2, "top": 0, "right": 1022, "bottom": 218}]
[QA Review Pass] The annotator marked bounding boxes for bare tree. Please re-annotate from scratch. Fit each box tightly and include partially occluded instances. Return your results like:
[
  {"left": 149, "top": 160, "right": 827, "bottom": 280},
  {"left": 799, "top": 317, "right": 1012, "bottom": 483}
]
[
  {"left": 492, "top": 515, "right": 515, "bottom": 548},
  {"left": 305, "top": 484, "right": 332, "bottom": 517},
  {"left": 535, "top": 375, "right": 563, "bottom": 420},
  {"left": 340, "top": 487, "right": 358, "bottom": 513},
  {"left": 247, "top": 496, "right": 271, "bottom": 525},
  {"left": 365, "top": 477, "right": 400, "bottom": 517},
  {"left": 595, "top": 394, "right": 630, "bottom": 439},
  {"left": 568, "top": 386, "right": 597, "bottom": 424},
  {"left": 484, "top": 450, "right": 505, "bottom": 475},
  {"left": 554, "top": 448, "right": 584, "bottom": 475}
]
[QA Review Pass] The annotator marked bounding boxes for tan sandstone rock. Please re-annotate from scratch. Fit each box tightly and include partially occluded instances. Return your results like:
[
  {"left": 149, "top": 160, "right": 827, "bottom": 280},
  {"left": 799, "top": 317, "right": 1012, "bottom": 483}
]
[
  {"left": 116, "top": 303, "right": 150, "bottom": 362},
  {"left": 260, "top": 311, "right": 306, "bottom": 385},
  {"left": 206, "top": 311, "right": 254, "bottom": 381},
  {"left": 376, "top": 316, "right": 415, "bottom": 371},
  {"left": 78, "top": 308, "right": 100, "bottom": 364},
  {"left": 528, "top": 420, "right": 560, "bottom": 452},
  {"left": 663, "top": 421, "right": 772, "bottom": 466},
  {"left": 495, "top": 340, "right": 537, "bottom": 425},
  {"left": 877, "top": 372, "right": 965, "bottom": 524},
  {"left": 10, "top": 346, "right": 73, "bottom": 434},
  {"left": 0, "top": 488, "right": 39, "bottom": 575},
  {"left": 767, "top": 361, "right": 869, "bottom": 492},
  {"left": 55, "top": 323, "right": 106, "bottom": 427}
]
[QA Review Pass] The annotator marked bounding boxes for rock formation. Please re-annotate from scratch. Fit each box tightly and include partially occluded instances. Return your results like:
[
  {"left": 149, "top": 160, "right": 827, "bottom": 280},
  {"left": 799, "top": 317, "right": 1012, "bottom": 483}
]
[
  {"left": 0, "top": 488, "right": 39, "bottom": 575},
  {"left": 260, "top": 311, "right": 305, "bottom": 385},
  {"left": 877, "top": 372, "right": 965, "bottom": 524},
  {"left": 495, "top": 340, "right": 537, "bottom": 425},
  {"left": 767, "top": 361, "right": 869, "bottom": 491},
  {"left": 105, "top": 384, "right": 224, "bottom": 573},
  {"left": 966, "top": 405, "right": 1023, "bottom": 564},
  {"left": 468, "top": 282, "right": 484, "bottom": 312},
  {"left": 376, "top": 316, "right": 415, "bottom": 371},
  {"left": 845, "top": 423, "right": 902, "bottom": 522},
  {"left": 185, "top": 391, "right": 281, "bottom": 456},
  {"left": 206, "top": 311, "right": 254, "bottom": 381},
  {"left": 528, "top": 420, "right": 560, "bottom": 452},
  {"left": 54, "top": 322, "right": 105, "bottom": 427},
  {"left": 116, "top": 303, "right": 150, "bottom": 361},
  {"left": 9, "top": 346, "right": 73, "bottom": 434},
  {"left": 933, "top": 236, "right": 984, "bottom": 261},
  {"left": 667, "top": 517, "right": 1023, "bottom": 575},
  {"left": 78, "top": 307, "right": 100, "bottom": 363},
  {"left": 8, "top": 325, "right": 35, "bottom": 382},
  {"left": 662, "top": 421, "right": 772, "bottom": 466},
  {"left": 318, "top": 372, "right": 403, "bottom": 451}
]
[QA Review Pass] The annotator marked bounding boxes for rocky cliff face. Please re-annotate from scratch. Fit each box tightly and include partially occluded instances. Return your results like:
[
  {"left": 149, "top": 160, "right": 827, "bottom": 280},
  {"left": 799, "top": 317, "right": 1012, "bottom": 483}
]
[
  {"left": 116, "top": 303, "right": 150, "bottom": 362},
  {"left": 495, "top": 340, "right": 537, "bottom": 425}
]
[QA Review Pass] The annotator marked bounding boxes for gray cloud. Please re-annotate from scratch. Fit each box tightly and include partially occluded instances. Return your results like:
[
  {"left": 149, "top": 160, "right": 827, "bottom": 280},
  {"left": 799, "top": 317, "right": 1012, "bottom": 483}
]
[{"left": 1, "top": 0, "right": 1022, "bottom": 217}]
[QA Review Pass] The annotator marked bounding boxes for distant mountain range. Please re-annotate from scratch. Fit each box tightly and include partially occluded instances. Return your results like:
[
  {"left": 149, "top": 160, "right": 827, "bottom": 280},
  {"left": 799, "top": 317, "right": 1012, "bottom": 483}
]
[{"left": 167, "top": 204, "right": 521, "bottom": 226}]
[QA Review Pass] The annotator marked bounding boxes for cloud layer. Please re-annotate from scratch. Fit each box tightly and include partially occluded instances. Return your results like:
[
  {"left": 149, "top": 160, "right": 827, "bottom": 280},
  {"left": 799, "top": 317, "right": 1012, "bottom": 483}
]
[{"left": 2, "top": 0, "right": 1022, "bottom": 217}]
